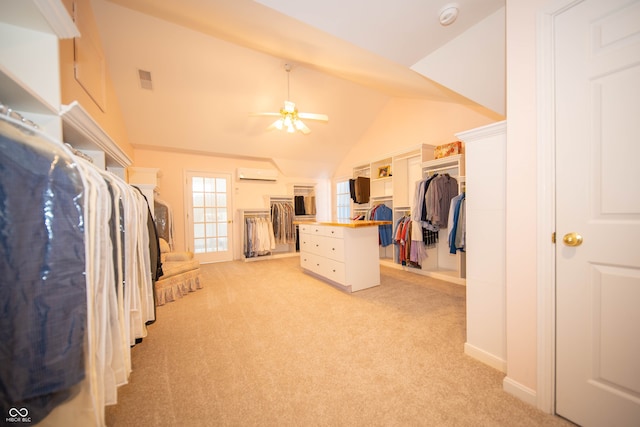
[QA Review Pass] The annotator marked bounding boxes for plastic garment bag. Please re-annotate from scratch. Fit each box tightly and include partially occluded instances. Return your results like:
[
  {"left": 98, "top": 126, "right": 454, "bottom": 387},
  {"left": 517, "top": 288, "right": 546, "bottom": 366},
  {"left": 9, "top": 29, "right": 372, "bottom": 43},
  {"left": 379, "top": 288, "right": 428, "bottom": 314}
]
[
  {"left": 0, "top": 119, "right": 87, "bottom": 421},
  {"left": 154, "top": 197, "right": 174, "bottom": 249}
]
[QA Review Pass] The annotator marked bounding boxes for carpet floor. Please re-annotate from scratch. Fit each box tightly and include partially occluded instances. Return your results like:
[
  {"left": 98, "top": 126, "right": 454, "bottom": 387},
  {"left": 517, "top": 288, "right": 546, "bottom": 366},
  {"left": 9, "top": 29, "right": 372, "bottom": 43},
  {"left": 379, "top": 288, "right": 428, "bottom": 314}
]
[{"left": 105, "top": 257, "right": 574, "bottom": 427}]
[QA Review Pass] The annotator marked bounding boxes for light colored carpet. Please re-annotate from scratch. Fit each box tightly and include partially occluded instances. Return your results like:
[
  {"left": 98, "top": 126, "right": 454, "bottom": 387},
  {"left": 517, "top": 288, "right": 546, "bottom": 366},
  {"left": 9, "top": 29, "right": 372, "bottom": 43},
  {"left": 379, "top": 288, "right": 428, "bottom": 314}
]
[{"left": 105, "top": 257, "right": 573, "bottom": 427}]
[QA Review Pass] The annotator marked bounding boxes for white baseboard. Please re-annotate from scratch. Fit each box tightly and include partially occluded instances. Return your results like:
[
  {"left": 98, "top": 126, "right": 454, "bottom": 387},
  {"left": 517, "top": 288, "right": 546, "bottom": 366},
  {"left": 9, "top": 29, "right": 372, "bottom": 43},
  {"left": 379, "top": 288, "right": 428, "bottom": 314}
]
[
  {"left": 464, "top": 342, "right": 507, "bottom": 372},
  {"left": 503, "top": 376, "right": 537, "bottom": 406}
]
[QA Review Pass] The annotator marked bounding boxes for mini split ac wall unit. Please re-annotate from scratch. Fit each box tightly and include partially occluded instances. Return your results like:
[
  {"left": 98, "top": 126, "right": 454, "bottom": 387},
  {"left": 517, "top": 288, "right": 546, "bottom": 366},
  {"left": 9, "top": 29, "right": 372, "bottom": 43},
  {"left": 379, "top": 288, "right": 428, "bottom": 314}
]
[{"left": 236, "top": 168, "right": 278, "bottom": 182}]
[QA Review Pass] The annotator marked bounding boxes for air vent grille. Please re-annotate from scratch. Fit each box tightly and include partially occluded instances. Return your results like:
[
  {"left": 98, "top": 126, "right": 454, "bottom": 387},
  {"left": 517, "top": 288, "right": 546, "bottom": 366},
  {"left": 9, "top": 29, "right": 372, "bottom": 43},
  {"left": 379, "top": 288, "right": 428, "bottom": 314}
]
[{"left": 138, "top": 69, "right": 153, "bottom": 90}]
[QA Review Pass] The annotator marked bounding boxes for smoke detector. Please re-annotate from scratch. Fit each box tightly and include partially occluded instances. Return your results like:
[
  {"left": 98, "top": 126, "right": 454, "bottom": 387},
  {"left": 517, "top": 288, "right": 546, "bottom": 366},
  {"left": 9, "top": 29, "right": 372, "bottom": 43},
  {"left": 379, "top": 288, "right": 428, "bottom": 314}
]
[{"left": 439, "top": 3, "right": 459, "bottom": 26}]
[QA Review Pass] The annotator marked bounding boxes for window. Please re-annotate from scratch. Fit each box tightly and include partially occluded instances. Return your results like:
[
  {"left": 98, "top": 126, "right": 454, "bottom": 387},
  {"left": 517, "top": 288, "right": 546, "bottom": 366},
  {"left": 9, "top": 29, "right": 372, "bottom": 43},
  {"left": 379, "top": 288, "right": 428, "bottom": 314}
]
[
  {"left": 185, "top": 171, "right": 233, "bottom": 263},
  {"left": 336, "top": 180, "right": 351, "bottom": 220}
]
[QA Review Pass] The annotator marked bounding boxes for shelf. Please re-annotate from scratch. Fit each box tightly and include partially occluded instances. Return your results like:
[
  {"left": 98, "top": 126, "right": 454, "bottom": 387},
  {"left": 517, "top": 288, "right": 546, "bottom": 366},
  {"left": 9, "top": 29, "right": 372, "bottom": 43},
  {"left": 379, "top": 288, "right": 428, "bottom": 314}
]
[
  {"left": 371, "top": 176, "right": 392, "bottom": 182},
  {"left": 422, "top": 154, "right": 465, "bottom": 175},
  {"left": 60, "top": 101, "right": 132, "bottom": 168},
  {"left": 0, "top": 0, "right": 79, "bottom": 39},
  {"left": 0, "top": 65, "right": 58, "bottom": 114}
]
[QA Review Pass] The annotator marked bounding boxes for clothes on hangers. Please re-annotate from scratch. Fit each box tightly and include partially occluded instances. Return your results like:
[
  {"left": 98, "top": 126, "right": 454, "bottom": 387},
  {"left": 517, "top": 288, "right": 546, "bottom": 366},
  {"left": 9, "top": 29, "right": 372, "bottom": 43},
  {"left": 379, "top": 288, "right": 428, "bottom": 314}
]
[
  {"left": 0, "top": 116, "right": 157, "bottom": 426},
  {"left": 0, "top": 120, "right": 87, "bottom": 422},
  {"left": 154, "top": 197, "right": 174, "bottom": 249},
  {"left": 270, "top": 202, "right": 296, "bottom": 244},
  {"left": 448, "top": 193, "right": 466, "bottom": 254},
  {"left": 349, "top": 176, "right": 370, "bottom": 204},
  {"left": 244, "top": 216, "right": 276, "bottom": 257},
  {"left": 392, "top": 214, "right": 426, "bottom": 268},
  {"left": 368, "top": 203, "right": 393, "bottom": 247},
  {"left": 293, "top": 195, "right": 317, "bottom": 216},
  {"left": 401, "top": 172, "right": 460, "bottom": 267},
  {"left": 425, "top": 174, "right": 459, "bottom": 228}
]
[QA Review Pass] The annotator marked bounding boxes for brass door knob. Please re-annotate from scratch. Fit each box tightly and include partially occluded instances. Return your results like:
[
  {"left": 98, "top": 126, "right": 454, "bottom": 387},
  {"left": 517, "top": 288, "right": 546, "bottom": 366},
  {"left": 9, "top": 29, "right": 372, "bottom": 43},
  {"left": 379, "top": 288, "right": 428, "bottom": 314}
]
[{"left": 562, "top": 232, "right": 583, "bottom": 247}]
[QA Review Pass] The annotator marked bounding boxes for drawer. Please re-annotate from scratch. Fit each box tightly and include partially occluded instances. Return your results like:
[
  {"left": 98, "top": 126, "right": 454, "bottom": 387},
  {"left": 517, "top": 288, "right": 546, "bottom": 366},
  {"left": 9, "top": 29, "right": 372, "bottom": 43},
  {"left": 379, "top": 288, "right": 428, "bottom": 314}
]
[
  {"left": 321, "top": 236, "right": 345, "bottom": 262},
  {"left": 298, "top": 224, "right": 345, "bottom": 238},
  {"left": 300, "top": 252, "right": 320, "bottom": 274},
  {"left": 322, "top": 226, "right": 344, "bottom": 238},
  {"left": 298, "top": 224, "right": 315, "bottom": 235},
  {"left": 300, "top": 234, "right": 323, "bottom": 257},
  {"left": 321, "top": 258, "right": 346, "bottom": 285},
  {"left": 299, "top": 233, "right": 315, "bottom": 253}
]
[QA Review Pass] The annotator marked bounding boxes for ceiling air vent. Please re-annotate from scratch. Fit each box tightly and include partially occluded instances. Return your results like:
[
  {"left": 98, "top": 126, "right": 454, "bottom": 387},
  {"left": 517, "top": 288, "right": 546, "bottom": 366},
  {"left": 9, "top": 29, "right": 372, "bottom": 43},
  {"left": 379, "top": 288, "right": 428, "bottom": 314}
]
[{"left": 138, "top": 69, "right": 153, "bottom": 90}]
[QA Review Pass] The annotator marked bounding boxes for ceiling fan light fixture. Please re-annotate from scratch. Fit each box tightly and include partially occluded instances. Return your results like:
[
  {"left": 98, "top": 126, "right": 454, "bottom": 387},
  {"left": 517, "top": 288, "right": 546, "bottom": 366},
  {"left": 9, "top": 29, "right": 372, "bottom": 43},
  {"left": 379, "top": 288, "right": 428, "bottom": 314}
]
[
  {"left": 253, "top": 63, "right": 328, "bottom": 134},
  {"left": 284, "top": 100, "right": 295, "bottom": 113},
  {"left": 272, "top": 119, "right": 284, "bottom": 130}
]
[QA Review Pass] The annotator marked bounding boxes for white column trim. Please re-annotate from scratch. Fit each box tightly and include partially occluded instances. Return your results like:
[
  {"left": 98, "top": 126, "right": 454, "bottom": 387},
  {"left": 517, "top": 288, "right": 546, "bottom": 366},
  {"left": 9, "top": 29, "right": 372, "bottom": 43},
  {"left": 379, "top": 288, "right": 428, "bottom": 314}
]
[{"left": 536, "top": 0, "right": 584, "bottom": 415}]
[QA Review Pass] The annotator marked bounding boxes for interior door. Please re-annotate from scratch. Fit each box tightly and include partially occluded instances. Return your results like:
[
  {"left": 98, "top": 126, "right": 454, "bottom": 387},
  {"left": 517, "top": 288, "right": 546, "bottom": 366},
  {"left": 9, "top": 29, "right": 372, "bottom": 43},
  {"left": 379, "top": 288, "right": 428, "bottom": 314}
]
[
  {"left": 184, "top": 171, "right": 233, "bottom": 263},
  {"left": 554, "top": 0, "right": 640, "bottom": 425}
]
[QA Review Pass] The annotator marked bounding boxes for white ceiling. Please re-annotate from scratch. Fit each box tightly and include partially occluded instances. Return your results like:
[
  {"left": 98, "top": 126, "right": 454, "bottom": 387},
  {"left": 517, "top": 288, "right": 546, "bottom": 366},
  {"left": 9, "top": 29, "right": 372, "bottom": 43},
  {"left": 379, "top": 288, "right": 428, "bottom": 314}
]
[{"left": 93, "top": 0, "right": 504, "bottom": 177}]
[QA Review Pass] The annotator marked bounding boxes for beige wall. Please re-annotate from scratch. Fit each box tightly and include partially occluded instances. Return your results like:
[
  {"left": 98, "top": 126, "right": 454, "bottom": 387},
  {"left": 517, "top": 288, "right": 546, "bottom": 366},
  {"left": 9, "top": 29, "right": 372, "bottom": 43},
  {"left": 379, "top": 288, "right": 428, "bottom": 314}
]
[
  {"left": 59, "top": 0, "right": 134, "bottom": 161},
  {"left": 334, "top": 97, "right": 502, "bottom": 178},
  {"left": 133, "top": 147, "right": 329, "bottom": 257}
]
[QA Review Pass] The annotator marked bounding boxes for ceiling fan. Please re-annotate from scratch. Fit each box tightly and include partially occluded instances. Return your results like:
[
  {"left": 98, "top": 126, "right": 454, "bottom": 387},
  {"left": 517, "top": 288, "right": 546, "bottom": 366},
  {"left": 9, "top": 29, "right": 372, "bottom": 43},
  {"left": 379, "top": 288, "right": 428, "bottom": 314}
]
[{"left": 252, "top": 63, "right": 328, "bottom": 135}]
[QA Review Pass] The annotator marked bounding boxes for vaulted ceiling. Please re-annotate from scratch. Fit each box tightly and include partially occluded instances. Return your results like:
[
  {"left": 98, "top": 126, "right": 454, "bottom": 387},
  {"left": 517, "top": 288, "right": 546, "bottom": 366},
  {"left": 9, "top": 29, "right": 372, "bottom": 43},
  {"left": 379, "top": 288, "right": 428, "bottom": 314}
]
[{"left": 93, "top": 0, "right": 504, "bottom": 177}]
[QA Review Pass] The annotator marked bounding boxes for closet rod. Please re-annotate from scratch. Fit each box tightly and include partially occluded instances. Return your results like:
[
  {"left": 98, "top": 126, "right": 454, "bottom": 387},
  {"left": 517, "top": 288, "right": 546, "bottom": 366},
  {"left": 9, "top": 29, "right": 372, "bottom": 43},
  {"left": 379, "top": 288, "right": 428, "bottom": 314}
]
[
  {"left": 241, "top": 209, "right": 270, "bottom": 215},
  {"left": 270, "top": 197, "right": 293, "bottom": 203},
  {"left": 423, "top": 164, "right": 459, "bottom": 175}
]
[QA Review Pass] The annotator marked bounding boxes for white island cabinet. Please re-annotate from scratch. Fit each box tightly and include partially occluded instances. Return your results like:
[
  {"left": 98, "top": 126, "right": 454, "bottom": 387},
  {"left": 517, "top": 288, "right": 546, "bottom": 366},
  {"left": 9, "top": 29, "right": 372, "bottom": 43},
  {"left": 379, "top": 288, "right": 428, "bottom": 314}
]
[{"left": 297, "top": 221, "right": 390, "bottom": 292}]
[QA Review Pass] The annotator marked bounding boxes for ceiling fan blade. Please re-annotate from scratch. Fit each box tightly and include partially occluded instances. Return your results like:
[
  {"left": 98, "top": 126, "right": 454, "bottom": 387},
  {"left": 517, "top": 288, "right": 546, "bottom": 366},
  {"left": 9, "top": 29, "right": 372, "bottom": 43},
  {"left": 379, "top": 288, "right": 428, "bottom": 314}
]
[
  {"left": 298, "top": 112, "right": 329, "bottom": 122},
  {"left": 250, "top": 112, "right": 282, "bottom": 117}
]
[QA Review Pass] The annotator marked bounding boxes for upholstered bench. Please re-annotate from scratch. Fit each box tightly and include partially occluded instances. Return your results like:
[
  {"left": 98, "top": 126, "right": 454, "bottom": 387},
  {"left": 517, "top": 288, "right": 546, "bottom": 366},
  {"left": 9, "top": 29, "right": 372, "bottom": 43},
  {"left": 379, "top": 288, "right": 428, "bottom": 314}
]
[{"left": 155, "top": 238, "right": 203, "bottom": 306}]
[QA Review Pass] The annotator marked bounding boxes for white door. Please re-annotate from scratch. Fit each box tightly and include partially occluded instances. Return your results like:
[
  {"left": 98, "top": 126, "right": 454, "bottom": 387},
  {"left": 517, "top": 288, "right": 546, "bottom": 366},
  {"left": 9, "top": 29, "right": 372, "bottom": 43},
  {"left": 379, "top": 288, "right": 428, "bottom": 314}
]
[
  {"left": 554, "top": 0, "right": 640, "bottom": 425},
  {"left": 184, "top": 171, "right": 233, "bottom": 263}
]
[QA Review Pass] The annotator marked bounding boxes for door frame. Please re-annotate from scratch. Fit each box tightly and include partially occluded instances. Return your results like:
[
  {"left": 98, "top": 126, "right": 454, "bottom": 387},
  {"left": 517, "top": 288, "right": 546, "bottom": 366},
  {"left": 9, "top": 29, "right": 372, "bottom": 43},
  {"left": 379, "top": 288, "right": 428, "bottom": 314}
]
[
  {"left": 183, "top": 169, "right": 234, "bottom": 263},
  {"left": 536, "top": 0, "right": 584, "bottom": 415}
]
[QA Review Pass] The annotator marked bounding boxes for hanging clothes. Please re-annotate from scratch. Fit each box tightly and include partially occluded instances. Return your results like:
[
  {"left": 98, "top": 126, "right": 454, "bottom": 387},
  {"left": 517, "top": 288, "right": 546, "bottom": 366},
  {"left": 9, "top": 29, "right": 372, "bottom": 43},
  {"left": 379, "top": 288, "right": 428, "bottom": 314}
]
[
  {"left": 303, "top": 195, "right": 316, "bottom": 215},
  {"left": 425, "top": 174, "right": 459, "bottom": 228},
  {"left": 244, "top": 216, "right": 276, "bottom": 258},
  {"left": 0, "top": 116, "right": 157, "bottom": 426},
  {"left": 294, "top": 195, "right": 306, "bottom": 215},
  {"left": 270, "top": 201, "right": 296, "bottom": 244},
  {"left": 349, "top": 176, "right": 370, "bottom": 204},
  {"left": 154, "top": 197, "right": 174, "bottom": 249},
  {"left": 364, "top": 203, "right": 393, "bottom": 247},
  {"left": 0, "top": 120, "right": 87, "bottom": 422},
  {"left": 448, "top": 193, "right": 466, "bottom": 254}
]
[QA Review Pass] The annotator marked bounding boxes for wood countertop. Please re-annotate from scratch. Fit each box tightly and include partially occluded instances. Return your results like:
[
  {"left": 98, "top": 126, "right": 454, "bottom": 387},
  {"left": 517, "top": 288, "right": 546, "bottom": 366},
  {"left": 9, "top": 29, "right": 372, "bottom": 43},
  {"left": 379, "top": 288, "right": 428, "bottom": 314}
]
[{"left": 294, "top": 220, "right": 392, "bottom": 228}]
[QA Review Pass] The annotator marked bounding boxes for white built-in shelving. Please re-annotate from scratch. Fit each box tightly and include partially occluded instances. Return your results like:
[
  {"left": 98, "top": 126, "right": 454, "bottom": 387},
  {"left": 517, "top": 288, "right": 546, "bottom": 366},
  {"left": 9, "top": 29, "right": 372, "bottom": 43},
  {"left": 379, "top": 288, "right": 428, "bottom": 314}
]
[
  {"left": 351, "top": 145, "right": 467, "bottom": 285},
  {"left": 419, "top": 154, "right": 466, "bottom": 285},
  {"left": 0, "top": 1, "right": 131, "bottom": 175}
]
